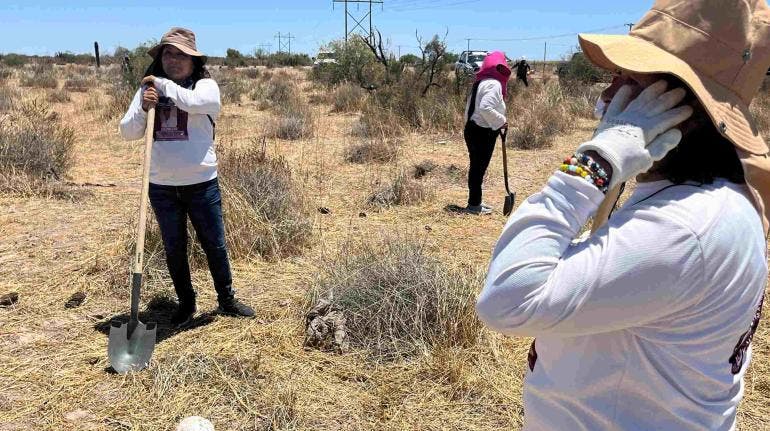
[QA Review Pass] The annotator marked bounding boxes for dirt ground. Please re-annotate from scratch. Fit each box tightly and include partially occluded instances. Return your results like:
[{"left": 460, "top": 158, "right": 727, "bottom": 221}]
[{"left": 1, "top": 68, "right": 769, "bottom": 430}]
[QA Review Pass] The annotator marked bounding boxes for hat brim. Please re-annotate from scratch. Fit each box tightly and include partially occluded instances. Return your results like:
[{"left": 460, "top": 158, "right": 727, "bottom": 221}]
[
  {"left": 148, "top": 42, "right": 207, "bottom": 64},
  {"left": 578, "top": 34, "right": 768, "bottom": 155}
]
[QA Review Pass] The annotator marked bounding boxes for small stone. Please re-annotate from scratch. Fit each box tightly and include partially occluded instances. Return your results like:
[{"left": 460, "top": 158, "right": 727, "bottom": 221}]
[
  {"left": 65, "top": 291, "right": 87, "bottom": 309},
  {"left": 424, "top": 225, "right": 432, "bottom": 232},
  {"left": 87, "top": 357, "right": 99, "bottom": 365},
  {"left": 176, "top": 416, "right": 215, "bottom": 431},
  {"left": 358, "top": 212, "right": 367, "bottom": 218},
  {"left": 318, "top": 207, "right": 331, "bottom": 215},
  {"left": 0, "top": 292, "right": 19, "bottom": 307}
]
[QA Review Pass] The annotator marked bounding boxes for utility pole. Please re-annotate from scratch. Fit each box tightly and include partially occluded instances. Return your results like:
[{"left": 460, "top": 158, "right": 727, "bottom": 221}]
[
  {"left": 542, "top": 42, "right": 547, "bottom": 77},
  {"left": 258, "top": 43, "right": 272, "bottom": 54},
  {"left": 466, "top": 38, "right": 471, "bottom": 52},
  {"left": 333, "top": 0, "right": 383, "bottom": 44},
  {"left": 625, "top": 23, "right": 635, "bottom": 32},
  {"left": 274, "top": 33, "right": 295, "bottom": 54}
]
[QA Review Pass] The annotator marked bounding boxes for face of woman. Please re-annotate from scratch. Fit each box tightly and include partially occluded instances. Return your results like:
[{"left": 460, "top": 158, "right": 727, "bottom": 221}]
[{"left": 161, "top": 45, "right": 194, "bottom": 81}]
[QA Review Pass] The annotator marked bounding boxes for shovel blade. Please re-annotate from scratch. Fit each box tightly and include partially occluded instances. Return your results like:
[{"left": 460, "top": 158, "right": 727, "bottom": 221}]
[
  {"left": 503, "top": 193, "right": 516, "bottom": 216},
  {"left": 108, "top": 320, "right": 157, "bottom": 374}
]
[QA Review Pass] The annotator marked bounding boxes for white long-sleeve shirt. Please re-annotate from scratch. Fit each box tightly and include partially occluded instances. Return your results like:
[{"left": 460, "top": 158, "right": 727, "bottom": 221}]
[
  {"left": 477, "top": 172, "right": 767, "bottom": 431},
  {"left": 464, "top": 79, "right": 506, "bottom": 130},
  {"left": 119, "top": 77, "right": 221, "bottom": 186}
]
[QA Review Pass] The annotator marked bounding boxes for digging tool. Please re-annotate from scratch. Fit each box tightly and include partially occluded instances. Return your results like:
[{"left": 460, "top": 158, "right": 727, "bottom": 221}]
[
  {"left": 108, "top": 106, "right": 157, "bottom": 374},
  {"left": 591, "top": 184, "right": 623, "bottom": 234},
  {"left": 500, "top": 129, "right": 516, "bottom": 216}
]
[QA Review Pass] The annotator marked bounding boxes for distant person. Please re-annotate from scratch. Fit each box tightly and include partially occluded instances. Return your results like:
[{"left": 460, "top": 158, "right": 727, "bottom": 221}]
[
  {"left": 463, "top": 51, "right": 511, "bottom": 215},
  {"left": 513, "top": 56, "right": 531, "bottom": 86},
  {"left": 119, "top": 27, "right": 254, "bottom": 327},
  {"left": 476, "top": 0, "right": 770, "bottom": 430}
]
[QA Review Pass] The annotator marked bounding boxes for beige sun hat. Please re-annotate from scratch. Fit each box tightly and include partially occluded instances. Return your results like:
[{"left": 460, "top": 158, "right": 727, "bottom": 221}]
[
  {"left": 578, "top": 0, "right": 770, "bottom": 236},
  {"left": 148, "top": 27, "right": 207, "bottom": 63}
]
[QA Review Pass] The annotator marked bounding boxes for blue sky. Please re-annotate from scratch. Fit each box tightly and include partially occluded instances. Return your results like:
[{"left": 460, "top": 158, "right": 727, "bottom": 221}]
[{"left": 2, "top": 1, "right": 651, "bottom": 60}]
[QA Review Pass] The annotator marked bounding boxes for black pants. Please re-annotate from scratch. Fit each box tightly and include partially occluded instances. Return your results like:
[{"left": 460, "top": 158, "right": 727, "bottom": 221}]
[
  {"left": 464, "top": 121, "right": 498, "bottom": 207},
  {"left": 148, "top": 178, "right": 236, "bottom": 305},
  {"left": 518, "top": 75, "right": 529, "bottom": 87}
]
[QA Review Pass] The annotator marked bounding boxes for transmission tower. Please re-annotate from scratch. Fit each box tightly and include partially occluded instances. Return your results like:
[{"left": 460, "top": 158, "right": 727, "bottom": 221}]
[
  {"left": 274, "top": 32, "right": 296, "bottom": 54},
  {"left": 333, "top": 0, "right": 383, "bottom": 43}
]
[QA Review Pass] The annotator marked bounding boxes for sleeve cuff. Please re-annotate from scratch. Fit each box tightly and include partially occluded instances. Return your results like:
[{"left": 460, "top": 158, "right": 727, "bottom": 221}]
[{"left": 543, "top": 171, "right": 606, "bottom": 222}]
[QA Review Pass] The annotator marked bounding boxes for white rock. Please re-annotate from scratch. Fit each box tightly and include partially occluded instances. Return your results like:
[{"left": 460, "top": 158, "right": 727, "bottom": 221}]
[{"left": 176, "top": 416, "right": 214, "bottom": 431}]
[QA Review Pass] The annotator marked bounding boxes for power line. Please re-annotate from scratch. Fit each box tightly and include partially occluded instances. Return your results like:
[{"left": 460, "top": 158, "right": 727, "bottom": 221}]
[
  {"left": 333, "top": 0, "right": 383, "bottom": 43},
  {"left": 274, "top": 32, "right": 296, "bottom": 54},
  {"left": 466, "top": 24, "right": 627, "bottom": 43}
]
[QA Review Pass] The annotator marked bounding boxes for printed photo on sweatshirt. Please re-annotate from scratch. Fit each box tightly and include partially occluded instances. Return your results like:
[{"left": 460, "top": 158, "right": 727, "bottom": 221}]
[{"left": 154, "top": 96, "right": 189, "bottom": 141}]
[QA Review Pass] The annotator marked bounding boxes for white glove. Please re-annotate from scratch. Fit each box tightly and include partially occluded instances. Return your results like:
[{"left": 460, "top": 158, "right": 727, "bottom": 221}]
[{"left": 577, "top": 80, "right": 694, "bottom": 189}]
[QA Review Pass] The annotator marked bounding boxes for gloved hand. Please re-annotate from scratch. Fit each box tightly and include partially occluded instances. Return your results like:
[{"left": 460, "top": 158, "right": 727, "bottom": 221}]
[{"left": 577, "top": 80, "right": 694, "bottom": 189}]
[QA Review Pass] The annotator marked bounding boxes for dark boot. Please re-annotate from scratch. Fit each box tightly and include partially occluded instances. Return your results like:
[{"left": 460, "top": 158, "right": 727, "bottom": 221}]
[
  {"left": 171, "top": 300, "right": 196, "bottom": 327},
  {"left": 216, "top": 297, "right": 255, "bottom": 318}
]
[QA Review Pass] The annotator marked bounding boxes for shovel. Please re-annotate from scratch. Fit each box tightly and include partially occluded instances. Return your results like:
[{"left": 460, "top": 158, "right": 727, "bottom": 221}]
[
  {"left": 500, "top": 129, "right": 516, "bottom": 216},
  {"left": 108, "top": 106, "right": 157, "bottom": 374}
]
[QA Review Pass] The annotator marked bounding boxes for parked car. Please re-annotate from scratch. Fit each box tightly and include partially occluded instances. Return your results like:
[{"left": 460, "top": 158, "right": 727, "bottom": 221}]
[
  {"left": 455, "top": 50, "right": 488, "bottom": 76},
  {"left": 313, "top": 51, "right": 338, "bottom": 69}
]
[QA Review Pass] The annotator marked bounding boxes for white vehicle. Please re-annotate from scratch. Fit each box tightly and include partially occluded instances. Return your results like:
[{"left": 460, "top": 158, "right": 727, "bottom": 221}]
[
  {"left": 313, "top": 51, "right": 338, "bottom": 68},
  {"left": 455, "top": 50, "right": 488, "bottom": 76}
]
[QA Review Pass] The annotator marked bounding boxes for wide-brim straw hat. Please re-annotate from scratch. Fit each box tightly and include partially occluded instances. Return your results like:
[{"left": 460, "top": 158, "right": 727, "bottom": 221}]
[
  {"left": 578, "top": 0, "right": 770, "bottom": 237},
  {"left": 148, "top": 27, "right": 207, "bottom": 64}
]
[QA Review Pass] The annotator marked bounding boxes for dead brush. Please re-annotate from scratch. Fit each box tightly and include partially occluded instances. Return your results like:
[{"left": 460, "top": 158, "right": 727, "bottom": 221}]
[
  {"left": 0, "top": 84, "right": 18, "bottom": 112},
  {"left": 331, "top": 83, "right": 366, "bottom": 113},
  {"left": 310, "top": 232, "right": 484, "bottom": 359},
  {"left": 20, "top": 64, "right": 58, "bottom": 89},
  {"left": 46, "top": 88, "right": 71, "bottom": 104},
  {"left": 0, "top": 99, "right": 75, "bottom": 180},
  {"left": 218, "top": 139, "right": 314, "bottom": 259},
  {"left": 63, "top": 76, "right": 89, "bottom": 93},
  {"left": 507, "top": 80, "right": 572, "bottom": 149},
  {"left": 368, "top": 169, "right": 434, "bottom": 208},
  {"left": 221, "top": 77, "right": 248, "bottom": 105},
  {"left": 352, "top": 104, "right": 404, "bottom": 138},
  {"left": 413, "top": 160, "right": 438, "bottom": 179},
  {"left": 268, "top": 101, "right": 315, "bottom": 141},
  {"left": 344, "top": 139, "right": 400, "bottom": 164}
]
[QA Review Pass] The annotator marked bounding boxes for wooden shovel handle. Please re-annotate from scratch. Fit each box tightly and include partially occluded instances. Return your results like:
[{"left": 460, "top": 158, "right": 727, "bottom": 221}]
[
  {"left": 133, "top": 107, "right": 155, "bottom": 274},
  {"left": 591, "top": 184, "right": 622, "bottom": 235}
]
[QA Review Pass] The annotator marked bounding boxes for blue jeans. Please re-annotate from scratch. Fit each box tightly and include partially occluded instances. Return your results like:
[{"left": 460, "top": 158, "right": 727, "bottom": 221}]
[{"left": 148, "top": 177, "right": 235, "bottom": 304}]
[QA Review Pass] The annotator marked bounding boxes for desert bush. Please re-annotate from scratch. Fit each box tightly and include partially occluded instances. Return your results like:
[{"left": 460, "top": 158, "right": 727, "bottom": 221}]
[
  {"left": 331, "top": 83, "right": 366, "bottom": 112},
  {"left": 269, "top": 96, "right": 314, "bottom": 140},
  {"left": 265, "top": 78, "right": 298, "bottom": 111},
  {"left": 507, "top": 80, "right": 572, "bottom": 149},
  {"left": 241, "top": 67, "right": 260, "bottom": 80},
  {"left": 63, "top": 76, "right": 89, "bottom": 92},
  {"left": 218, "top": 140, "right": 314, "bottom": 259},
  {"left": 46, "top": 89, "right": 71, "bottom": 103},
  {"left": 345, "top": 139, "right": 400, "bottom": 164},
  {"left": 102, "top": 84, "right": 134, "bottom": 119},
  {"left": 0, "top": 85, "right": 17, "bottom": 112},
  {"left": 0, "top": 100, "right": 76, "bottom": 196},
  {"left": 368, "top": 169, "right": 434, "bottom": 208},
  {"left": 310, "top": 233, "right": 484, "bottom": 358},
  {"left": 557, "top": 51, "right": 612, "bottom": 85},
  {"left": 1, "top": 53, "right": 26, "bottom": 67},
  {"left": 352, "top": 104, "right": 404, "bottom": 138},
  {"left": 220, "top": 77, "right": 247, "bottom": 105},
  {"left": 0, "top": 68, "right": 12, "bottom": 80},
  {"left": 20, "top": 67, "right": 58, "bottom": 89}
]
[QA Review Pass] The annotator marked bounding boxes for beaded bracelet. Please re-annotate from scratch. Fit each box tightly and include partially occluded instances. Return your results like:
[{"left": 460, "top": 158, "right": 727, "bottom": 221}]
[{"left": 559, "top": 152, "right": 610, "bottom": 193}]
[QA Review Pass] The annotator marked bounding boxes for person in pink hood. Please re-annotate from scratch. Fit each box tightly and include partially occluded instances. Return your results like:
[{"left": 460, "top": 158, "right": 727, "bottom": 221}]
[{"left": 463, "top": 51, "right": 511, "bottom": 214}]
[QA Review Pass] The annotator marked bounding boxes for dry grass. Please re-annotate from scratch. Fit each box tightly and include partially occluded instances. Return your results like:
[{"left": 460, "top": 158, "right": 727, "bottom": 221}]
[
  {"left": 221, "top": 77, "right": 248, "bottom": 105},
  {"left": 311, "top": 232, "right": 484, "bottom": 359},
  {"left": 0, "top": 84, "right": 17, "bottom": 111},
  {"left": 368, "top": 169, "right": 434, "bottom": 208},
  {"left": 507, "top": 80, "right": 573, "bottom": 149},
  {"left": 268, "top": 102, "right": 315, "bottom": 141},
  {"left": 46, "top": 88, "right": 71, "bottom": 104},
  {"left": 63, "top": 76, "right": 89, "bottom": 93},
  {"left": 218, "top": 139, "right": 314, "bottom": 259},
  {"left": 751, "top": 88, "right": 770, "bottom": 141},
  {"left": 0, "top": 68, "right": 768, "bottom": 431},
  {"left": 345, "top": 139, "right": 400, "bottom": 164},
  {"left": 331, "top": 83, "right": 366, "bottom": 113}
]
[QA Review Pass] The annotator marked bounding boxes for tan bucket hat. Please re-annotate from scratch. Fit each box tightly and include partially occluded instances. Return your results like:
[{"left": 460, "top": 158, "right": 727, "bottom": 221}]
[
  {"left": 148, "top": 27, "right": 207, "bottom": 63},
  {"left": 578, "top": 0, "right": 770, "bottom": 236}
]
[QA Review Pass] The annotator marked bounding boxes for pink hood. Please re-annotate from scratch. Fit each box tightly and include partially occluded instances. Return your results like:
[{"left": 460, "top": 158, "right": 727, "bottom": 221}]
[{"left": 475, "top": 51, "right": 511, "bottom": 97}]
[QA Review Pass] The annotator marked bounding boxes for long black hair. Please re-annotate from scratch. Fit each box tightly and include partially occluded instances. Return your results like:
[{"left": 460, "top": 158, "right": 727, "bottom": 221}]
[
  {"left": 142, "top": 45, "right": 211, "bottom": 83},
  {"left": 651, "top": 76, "right": 745, "bottom": 185}
]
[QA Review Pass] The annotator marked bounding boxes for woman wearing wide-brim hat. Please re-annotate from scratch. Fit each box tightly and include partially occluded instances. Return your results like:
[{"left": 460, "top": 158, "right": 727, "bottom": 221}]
[
  {"left": 120, "top": 27, "right": 255, "bottom": 327},
  {"left": 476, "top": 0, "right": 770, "bottom": 429}
]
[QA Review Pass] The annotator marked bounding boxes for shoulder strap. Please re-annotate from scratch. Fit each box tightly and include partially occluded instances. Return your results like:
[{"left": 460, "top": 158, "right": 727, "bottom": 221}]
[
  {"left": 192, "top": 80, "right": 217, "bottom": 141},
  {"left": 467, "top": 81, "right": 482, "bottom": 122}
]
